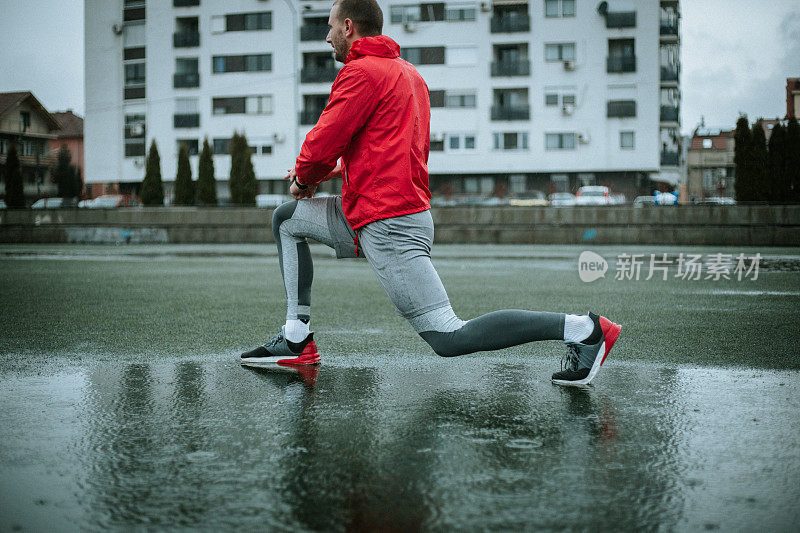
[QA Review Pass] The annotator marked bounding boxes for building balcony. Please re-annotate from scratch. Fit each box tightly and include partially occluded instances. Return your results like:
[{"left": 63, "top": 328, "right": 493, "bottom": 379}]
[
  {"left": 491, "top": 105, "right": 530, "bottom": 121},
  {"left": 661, "top": 66, "right": 680, "bottom": 83},
  {"left": 661, "top": 151, "right": 679, "bottom": 166},
  {"left": 660, "top": 21, "right": 679, "bottom": 37},
  {"left": 491, "top": 60, "right": 530, "bottom": 77},
  {"left": 607, "top": 56, "right": 636, "bottom": 73},
  {"left": 173, "top": 31, "right": 200, "bottom": 48},
  {"left": 300, "top": 25, "right": 329, "bottom": 41},
  {"left": 174, "top": 0, "right": 199, "bottom": 6},
  {"left": 607, "top": 100, "right": 637, "bottom": 118},
  {"left": 173, "top": 72, "right": 199, "bottom": 88},
  {"left": 299, "top": 110, "right": 324, "bottom": 125},
  {"left": 173, "top": 113, "right": 200, "bottom": 128},
  {"left": 606, "top": 11, "right": 636, "bottom": 28},
  {"left": 660, "top": 106, "right": 680, "bottom": 123},
  {"left": 490, "top": 15, "right": 530, "bottom": 33},
  {"left": 301, "top": 66, "right": 338, "bottom": 83}
]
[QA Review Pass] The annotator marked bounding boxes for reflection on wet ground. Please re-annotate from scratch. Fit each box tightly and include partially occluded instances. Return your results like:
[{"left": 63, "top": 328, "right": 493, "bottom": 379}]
[{"left": 1, "top": 356, "right": 798, "bottom": 531}]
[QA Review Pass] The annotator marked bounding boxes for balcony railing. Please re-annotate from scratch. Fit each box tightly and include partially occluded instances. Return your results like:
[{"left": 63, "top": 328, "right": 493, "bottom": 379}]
[
  {"left": 607, "top": 55, "right": 636, "bottom": 73},
  {"left": 491, "top": 105, "right": 530, "bottom": 121},
  {"left": 606, "top": 11, "right": 636, "bottom": 28},
  {"left": 661, "top": 66, "right": 679, "bottom": 82},
  {"left": 491, "top": 59, "right": 530, "bottom": 77},
  {"left": 173, "top": 113, "right": 200, "bottom": 128},
  {"left": 174, "top": 0, "right": 199, "bottom": 6},
  {"left": 301, "top": 66, "right": 338, "bottom": 83},
  {"left": 173, "top": 72, "right": 199, "bottom": 88},
  {"left": 490, "top": 15, "right": 530, "bottom": 33},
  {"left": 660, "top": 21, "right": 678, "bottom": 36},
  {"left": 300, "top": 25, "right": 329, "bottom": 41},
  {"left": 173, "top": 31, "right": 200, "bottom": 48},
  {"left": 660, "top": 106, "right": 680, "bottom": 122},
  {"left": 661, "top": 151, "right": 679, "bottom": 166},
  {"left": 299, "top": 109, "right": 324, "bottom": 125}
]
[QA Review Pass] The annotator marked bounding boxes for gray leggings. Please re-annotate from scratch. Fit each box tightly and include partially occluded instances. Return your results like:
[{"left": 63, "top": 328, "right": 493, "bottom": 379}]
[{"left": 272, "top": 197, "right": 565, "bottom": 357}]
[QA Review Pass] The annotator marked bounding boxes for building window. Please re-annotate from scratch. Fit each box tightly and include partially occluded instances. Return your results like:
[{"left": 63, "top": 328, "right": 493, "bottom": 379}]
[
  {"left": 430, "top": 139, "right": 445, "bottom": 151},
  {"left": 125, "top": 62, "right": 145, "bottom": 86},
  {"left": 546, "top": 133, "right": 576, "bottom": 150},
  {"left": 493, "top": 132, "right": 529, "bottom": 150},
  {"left": 213, "top": 54, "right": 272, "bottom": 73},
  {"left": 446, "top": 5, "right": 476, "bottom": 21},
  {"left": 226, "top": 12, "right": 272, "bottom": 31},
  {"left": 446, "top": 92, "right": 476, "bottom": 108},
  {"left": 212, "top": 95, "right": 272, "bottom": 115},
  {"left": 0, "top": 139, "right": 7, "bottom": 155},
  {"left": 124, "top": 6, "right": 145, "bottom": 22},
  {"left": 545, "top": 43, "right": 576, "bottom": 61},
  {"left": 212, "top": 97, "right": 245, "bottom": 114},
  {"left": 430, "top": 90, "right": 445, "bottom": 108},
  {"left": 123, "top": 22, "right": 145, "bottom": 47},
  {"left": 607, "top": 100, "right": 637, "bottom": 118},
  {"left": 177, "top": 139, "right": 199, "bottom": 155},
  {"left": 401, "top": 47, "right": 445, "bottom": 65},
  {"left": 391, "top": 4, "right": 449, "bottom": 23},
  {"left": 124, "top": 113, "right": 146, "bottom": 157},
  {"left": 20, "top": 140, "right": 41, "bottom": 157},
  {"left": 545, "top": 92, "right": 576, "bottom": 107},
  {"left": 213, "top": 138, "right": 231, "bottom": 154},
  {"left": 19, "top": 111, "right": 31, "bottom": 132},
  {"left": 620, "top": 131, "right": 635, "bottom": 149},
  {"left": 702, "top": 138, "right": 713, "bottom": 149},
  {"left": 545, "top": 0, "right": 575, "bottom": 17},
  {"left": 545, "top": 93, "right": 559, "bottom": 106},
  {"left": 608, "top": 39, "right": 636, "bottom": 73},
  {"left": 261, "top": 145, "right": 273, "bottom": 155},
  {"left": 246, "top": 95, "right": 272, "bottom": 114},
  {"left": 446, "top": 133, "right": 477, "bottom": 151}
]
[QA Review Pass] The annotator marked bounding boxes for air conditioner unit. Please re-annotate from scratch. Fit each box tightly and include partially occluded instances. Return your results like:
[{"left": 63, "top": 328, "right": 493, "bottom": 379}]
[
  {"left": 431, "top": 132, "right": 444, "bottom": 142},
  {"left": 130, "top": 124, "right": 144, "bottom": 136},
  {"left": 403, "top": 21, "right": 417, "bottom": 32},
  {"left": 133, "top": 158, "right": 145, "bottom": 169},
  {"left": 562, "top": 103, "right": 575, "bottom": 116},
  {"left": 563, "top": 60, "right": 575, "bottom": 71},
  {"left": 112, "top": 23, "right": 123, "bottom": 35},
  {"left": 578, "top": 132, "right": 591, "bottom": 144},
  {"left": 272, "top": 133, "right": 286, "bottom": 143},
  {"left": 480, "top": 2, "right": 492, "bottom": 12}
]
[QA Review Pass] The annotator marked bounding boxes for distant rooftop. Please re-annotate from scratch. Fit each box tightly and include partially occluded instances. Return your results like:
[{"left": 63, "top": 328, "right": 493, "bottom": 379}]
[{"left": 52, "top": 110, "right": 84, "bottom": 138}]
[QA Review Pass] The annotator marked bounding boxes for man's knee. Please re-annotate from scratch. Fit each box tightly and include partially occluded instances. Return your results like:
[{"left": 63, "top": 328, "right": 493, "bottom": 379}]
[
  {"left": 272, "top": 200, "right": 298, "bottom": 241},
  {"left": 418, "top": 330, "right": 467, "bottom": 357}
]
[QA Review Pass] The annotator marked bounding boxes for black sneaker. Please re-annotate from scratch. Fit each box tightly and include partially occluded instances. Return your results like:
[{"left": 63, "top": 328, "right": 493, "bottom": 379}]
[{"left": 551, "top": 312, "right": 622, "bottom": 387}]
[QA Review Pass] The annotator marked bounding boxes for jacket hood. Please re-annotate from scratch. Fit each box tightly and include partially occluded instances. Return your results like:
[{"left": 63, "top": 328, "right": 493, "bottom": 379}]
[{"left": 345, "top": 35, "right": 401, "bottom": 63}]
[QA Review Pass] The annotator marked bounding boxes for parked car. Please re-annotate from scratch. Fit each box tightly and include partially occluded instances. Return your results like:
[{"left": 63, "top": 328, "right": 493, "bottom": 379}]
[
  {"left": 256, "top": 194, "right": 291, "bottom": 208},
  {"left": 654, "top": 191, "right": 678, "bottom": 205},
  {"left": 575, "top": 186, "right": 611, "bottom": 206},
  {"left": 31, "top": 197, "right": 76, "bottom": 209},
  {"left": 509, "top": 190, "right": 548, "bottom": 206},
  {"left": 548, "top": 192, "right": 576, "bottom": 206},
  {"left": 633, "top": 195, "right": 657, "bottom": 207},
  {"left": 88, "top": 195, "right": 140, "bottom": 208},
  {"left": 0, "top": 200, "right": 6, "bottom": 209},
  {"left": 704, "top": 196, "right": 736, "bottom": 205},
  {"left": 78, "top": 198, "right": 94, "bottom": 208}
]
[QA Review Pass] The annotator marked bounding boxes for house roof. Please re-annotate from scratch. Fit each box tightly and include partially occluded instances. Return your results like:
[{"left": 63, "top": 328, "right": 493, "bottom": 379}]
[
  {"left": 52, "top": 111, "right": 84, "bottom": 138},
  {"left": 0, "top": 91, "right": 63, "bottom": 131}
]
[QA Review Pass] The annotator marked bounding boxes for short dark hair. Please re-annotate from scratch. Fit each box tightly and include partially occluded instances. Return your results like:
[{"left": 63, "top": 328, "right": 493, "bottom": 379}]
[{"left": 334, "top": 0, "right": 383, "bottom": 37}]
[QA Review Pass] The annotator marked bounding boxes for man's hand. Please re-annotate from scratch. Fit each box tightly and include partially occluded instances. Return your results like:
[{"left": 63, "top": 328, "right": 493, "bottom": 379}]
[{"left": 284, "top": 168, "right": 316, "bottom": 200}]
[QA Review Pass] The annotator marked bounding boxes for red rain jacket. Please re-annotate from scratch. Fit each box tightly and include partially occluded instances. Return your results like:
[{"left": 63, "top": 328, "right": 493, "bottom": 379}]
[{"left": 294, "top": 35, "right": 432, "bottom": 230}]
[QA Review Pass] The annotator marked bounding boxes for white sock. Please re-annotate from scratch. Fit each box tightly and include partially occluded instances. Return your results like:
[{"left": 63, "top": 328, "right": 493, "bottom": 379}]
[
  {"left": 284, "top": 319, "right": 310, "bottom": 342},
  {"left": 563, "top": 314, "right": 594, "bottom": 344}
]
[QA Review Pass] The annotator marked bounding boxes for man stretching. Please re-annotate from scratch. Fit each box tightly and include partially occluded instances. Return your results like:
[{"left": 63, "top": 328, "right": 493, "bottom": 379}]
[{"left": 241, "top": 0, "right": 621, "bottom": 386}]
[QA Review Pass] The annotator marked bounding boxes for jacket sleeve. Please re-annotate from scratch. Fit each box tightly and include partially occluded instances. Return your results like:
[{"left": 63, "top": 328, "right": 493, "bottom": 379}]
[{"left": 294, "top": 66, "right": 378, "bottom": 187}]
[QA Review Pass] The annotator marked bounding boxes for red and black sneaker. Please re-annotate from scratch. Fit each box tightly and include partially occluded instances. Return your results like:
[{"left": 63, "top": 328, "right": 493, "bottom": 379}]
[
  {"left": 552, "top": 312, "right": 621, "bottom": 387},
  {"left": 241, "top": 326, "right": 321, "bottom": 366}
]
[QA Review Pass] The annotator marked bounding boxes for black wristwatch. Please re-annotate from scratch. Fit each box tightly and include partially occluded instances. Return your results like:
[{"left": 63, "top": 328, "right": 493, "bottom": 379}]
[{"left": 293, "top": 177, "right": 308, "bottom": 190}]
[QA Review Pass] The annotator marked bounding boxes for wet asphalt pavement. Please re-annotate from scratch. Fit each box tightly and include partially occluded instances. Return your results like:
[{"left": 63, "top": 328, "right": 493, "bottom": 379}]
[{"left": 1, "top": 244, "right": 799, "bottom": 531}]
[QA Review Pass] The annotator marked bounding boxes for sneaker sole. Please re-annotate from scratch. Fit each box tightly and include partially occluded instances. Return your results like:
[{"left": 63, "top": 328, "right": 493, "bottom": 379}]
[
  {"left": 552, "top": 319, "right": 622, "bottom": 387},
  {"left": 240, "top": 355, "right": 321, "bottom": 365}
]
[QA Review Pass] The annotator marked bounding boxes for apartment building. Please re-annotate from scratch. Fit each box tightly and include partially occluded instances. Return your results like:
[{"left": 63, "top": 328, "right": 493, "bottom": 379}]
[
  {"left": 686, "top": 127, "right": 734, "bottom": 201},
  {"left": 85, "top": 0, "right": 682, "bottom": 202}
]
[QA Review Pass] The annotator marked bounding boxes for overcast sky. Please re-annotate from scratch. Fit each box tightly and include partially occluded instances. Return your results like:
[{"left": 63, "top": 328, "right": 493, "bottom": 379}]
[{"left": 0, "top": 0, "right": 797, "bottom": 134}]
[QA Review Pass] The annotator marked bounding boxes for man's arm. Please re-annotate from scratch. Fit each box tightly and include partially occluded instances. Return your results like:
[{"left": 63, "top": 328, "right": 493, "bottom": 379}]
[{"left": 294, "top": 67, "right": 378, "bottom": 188}]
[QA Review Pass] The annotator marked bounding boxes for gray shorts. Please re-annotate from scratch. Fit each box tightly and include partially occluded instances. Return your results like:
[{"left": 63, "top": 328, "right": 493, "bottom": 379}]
[{"left": 323, "top": 196, "right": 451, "bottom": 319}]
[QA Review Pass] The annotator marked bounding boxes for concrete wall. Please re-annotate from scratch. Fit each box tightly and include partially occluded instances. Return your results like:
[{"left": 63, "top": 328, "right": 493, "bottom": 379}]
[{"left": 2, "top": 205, "right": 798, "bottom": 246}]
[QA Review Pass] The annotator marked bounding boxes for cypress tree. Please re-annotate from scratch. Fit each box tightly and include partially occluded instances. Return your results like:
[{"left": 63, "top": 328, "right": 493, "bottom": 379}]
[
  {"left": 197, "top": 137, "right": 217, "bottom": 206},
  {"left": 733, "top": 116, "right": 753, "bottom": 202},
  {"left": 239, "top": 132, "right": 256, "bottom": 206},
  {"left": 228, "top": 132, "right": 244, "bottom": 204},
  {"left": 54, "top": 145, "right": 76, "bottom": 198},
  {"left": 173, "top": 144, "right": 194, "bottom": 205},
  {"left": 72, "top": 166, "right": 83, "bottom": 199},
  {"left": 4, "top": 142, "right": 25, "bottom": 208},
  {"left": 750, "top": 121, "right": 769, "bottom": 202},
  {"left": 766, "top": 121, "right": 788, "bottom": 203},
  {"left": 140, "top": 139, "right": 164, "bottom": 206},
  {"left": 786, "top": 117, "right": 800, "bottom": 202}
]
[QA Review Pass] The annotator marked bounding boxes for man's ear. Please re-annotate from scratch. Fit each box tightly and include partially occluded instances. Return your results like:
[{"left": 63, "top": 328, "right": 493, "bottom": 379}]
[{"left": 344, "top": 18, "right": 354, "bottom": 37}]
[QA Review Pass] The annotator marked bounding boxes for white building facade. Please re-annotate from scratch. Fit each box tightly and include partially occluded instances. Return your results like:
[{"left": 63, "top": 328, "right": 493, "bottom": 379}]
[{"left": 85, "top": 0, "right": 681, "bottom": 201}]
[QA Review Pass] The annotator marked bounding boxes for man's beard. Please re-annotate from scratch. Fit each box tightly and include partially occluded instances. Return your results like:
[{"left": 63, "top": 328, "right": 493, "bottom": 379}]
[{"left": 332, "top": 34, "right": 348, "bottom": 63}]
